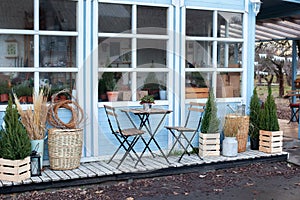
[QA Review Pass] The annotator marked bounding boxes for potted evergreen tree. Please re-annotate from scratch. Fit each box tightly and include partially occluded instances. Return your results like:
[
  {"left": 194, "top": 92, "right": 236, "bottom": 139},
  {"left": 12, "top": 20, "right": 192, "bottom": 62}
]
[
  {"left": 259, "top": 87, "right": 283, "bottom": 153},
  {"left": 199, "top": 90, "right": 221, "bottom": 157},
  {"left": 0, "top": 96, "right": 31, "bottom": 182},
  {"left": 249, "top": 87, "right": 261, "bottom": 150}
]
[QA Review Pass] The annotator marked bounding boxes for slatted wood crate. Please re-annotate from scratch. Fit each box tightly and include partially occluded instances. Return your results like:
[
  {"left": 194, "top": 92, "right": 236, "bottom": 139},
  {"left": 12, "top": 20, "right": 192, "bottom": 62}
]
[
  {"left": 259, "top": 130, "right": 283, "bottom": 153},
  {"left": 199, "top": 133, "right": 220, "bottom": 157},
  {"left": 0, "top": 156, "right": 31, "bottom": 182}
]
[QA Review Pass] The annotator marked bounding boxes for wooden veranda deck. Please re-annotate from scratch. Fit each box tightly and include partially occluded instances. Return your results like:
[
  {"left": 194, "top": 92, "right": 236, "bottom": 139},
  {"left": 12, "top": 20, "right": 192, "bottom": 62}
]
[{"left": 0, "top": 150, "right": 288, "bottom": 194}]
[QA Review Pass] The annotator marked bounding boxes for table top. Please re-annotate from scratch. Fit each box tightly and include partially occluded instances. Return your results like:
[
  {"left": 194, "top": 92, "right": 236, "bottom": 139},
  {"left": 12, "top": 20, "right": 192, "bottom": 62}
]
[
  {"left": 285, "top": 90, "right": 300, "bottom": 97},
  {"left": 121, "top": 108, "right": 172, "bottom": 115}
]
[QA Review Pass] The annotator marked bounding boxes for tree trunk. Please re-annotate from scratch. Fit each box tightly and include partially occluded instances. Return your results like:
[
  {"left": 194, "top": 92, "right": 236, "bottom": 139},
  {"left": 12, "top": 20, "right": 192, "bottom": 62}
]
[{"left": 279, "top": 72, "right": 284, "bottom": 97}]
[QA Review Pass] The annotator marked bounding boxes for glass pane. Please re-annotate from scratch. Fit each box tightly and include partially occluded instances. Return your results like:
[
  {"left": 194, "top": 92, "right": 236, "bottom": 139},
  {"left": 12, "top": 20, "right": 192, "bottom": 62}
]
[
  {"left": 40, "top": 72, "right": 76, "bottom": 98},
  {"left": 218, "top": 12, "right": 242, "bottom": 38},
  {"left": 0, "top": 34, "right": 34, "bottom": 67},
  {"left": 137, "top": 72, "right": 168, "bottom": 100},
  {"left": 0, "top": 0, "right": 33, "bottom": 29},
  {"left": 186, "top": 10, "right": 213, "bottom": 37},
  {"left": 137, "top": 39, "right": 166, "bottom": 68},
  {"left": 186, "top": 41, "right": 213, "bottom": 68},
  {"left": 40, "top": 0, "right": 77, "bottom": 31},
  {"left": 39, "top": 36, "right": 76, "bottom": 67},
  {"left": 185, "top": 72, "right": 211, "bottom": 99},
  {"left": 217, "top": 72, "right": 241, "bottom": 98},
  {"left": 10, "top": 72, "right": 34, "bottom": 103},
  {"left": 137, "top": 6, "right": 167, "bottom": 35},
  {"left": 99, "top": 3, "right": 131, "bottom": 33},
  {"left": 98, "top": 72, "right": 131, "bottom": 102},
  {"left": 99, "top": 38, "right": 131, "bottom": 68},
  {"left": 217, "top": 42, "right": 242, "bottom": 68}
]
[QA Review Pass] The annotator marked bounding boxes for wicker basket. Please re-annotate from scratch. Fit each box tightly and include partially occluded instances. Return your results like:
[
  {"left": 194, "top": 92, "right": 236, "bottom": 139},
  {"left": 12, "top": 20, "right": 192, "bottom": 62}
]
[{"left": 48, "top": 128, "right": 83, "bottom": 170}]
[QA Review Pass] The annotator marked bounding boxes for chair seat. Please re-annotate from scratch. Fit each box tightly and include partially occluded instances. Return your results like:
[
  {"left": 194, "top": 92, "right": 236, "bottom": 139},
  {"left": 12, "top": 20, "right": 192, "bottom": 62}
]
[
  {"left": 290, "top": 103, "right": 300, "bottom": 108},
  {"left": 117, "top": 128, "right": 145, "bottom": 136},
  {"left": 165, "top": 126, "right": 196, "bottom": 132}
]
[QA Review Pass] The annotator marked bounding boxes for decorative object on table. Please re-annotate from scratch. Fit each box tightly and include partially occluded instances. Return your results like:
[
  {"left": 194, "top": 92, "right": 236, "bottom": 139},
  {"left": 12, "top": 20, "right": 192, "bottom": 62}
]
[
  {"left": 249, "top": 87, "right": 261, "bottom": 150},
  {"left": 199, "top": 90, "right": 221, "bottom": 157},
  {"left": 140, "top": 95, "right": 155, "bottom": 111},
  {"left": 0, "top": 96, "right": 31, "bottom": 182},
  {"left": 159, "top": 83, "right": 167, "bottom": 100},
  {"left": 14, "top": 88, "right": 49, "bottom": 169},
  {"left": 47, "top": 89, "right": 85, "bottom": 170},
  {"left": 259, "top": 87, "right": 283, "bottom": 153},
  {"left": 30, "top": 148, "right": 41, "bottom": 176}
]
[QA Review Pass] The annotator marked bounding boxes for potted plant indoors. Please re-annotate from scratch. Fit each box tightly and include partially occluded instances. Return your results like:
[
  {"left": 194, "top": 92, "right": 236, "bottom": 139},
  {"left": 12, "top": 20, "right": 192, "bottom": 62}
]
[
  {"left": 199, "top": 90, "right": 221, "bottom": 157},
  {"left": 0, "top": 96, "right": 31, "bottom": 182},
  {"left": 249, "top": 87, "right": 261, "bottom": 150},
  {"left": 14, "top": 89, "right": 49, "bottom": 168},
  {"left": 13, "top": 83, "right": 28, "bottom": 103},
  {"left": 140, "top": 94, "right": 155, "bottom": 110},
  {"left": 102, "top": 72, "right": 119, "bottom": 102},
  {"left": 0, "top": 80, "right": 10, "bottom": 102},
  {"left": 259, "top": 87, "right": 283, "bottom": 153}
]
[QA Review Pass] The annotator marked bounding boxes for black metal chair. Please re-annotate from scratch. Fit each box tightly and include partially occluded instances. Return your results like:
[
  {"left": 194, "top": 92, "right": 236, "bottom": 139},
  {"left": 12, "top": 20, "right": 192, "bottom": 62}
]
[
  {"left": 104, "top": 105, "right": 145, "bottom": 168},
  {"left": 165, "top": 102, "right": 205, "bottom": 162}
]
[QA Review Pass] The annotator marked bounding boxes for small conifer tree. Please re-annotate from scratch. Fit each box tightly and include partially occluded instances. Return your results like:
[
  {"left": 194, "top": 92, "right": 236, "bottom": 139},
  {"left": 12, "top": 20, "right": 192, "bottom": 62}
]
[
  {"left": 200, "top": 90, "right": 220, "bottom": 133},
  {"left": 249, "top": 87, "right": 261, "bottom": 139},
  {"left": 259, "top": 87, "right": 279, "bottom": 131},
  {"left": 0, "top": 96, "right": 31, "bottom": 160}
]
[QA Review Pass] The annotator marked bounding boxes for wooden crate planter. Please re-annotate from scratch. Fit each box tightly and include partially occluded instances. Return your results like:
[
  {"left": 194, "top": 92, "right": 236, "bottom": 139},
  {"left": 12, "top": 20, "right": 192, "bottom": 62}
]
[
  {"left": 259, "top": 130, "right": 283, "bottom": 153},
  {"left": 0, "top": 156, "right": 30, "bottom": 182},
  {"left": 199, "top": 133, "right": 220, "bottom": 157}
]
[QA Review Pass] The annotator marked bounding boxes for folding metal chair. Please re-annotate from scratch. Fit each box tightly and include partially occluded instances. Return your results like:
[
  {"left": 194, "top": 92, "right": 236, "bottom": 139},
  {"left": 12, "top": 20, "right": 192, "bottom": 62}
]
[
  {"left": 165, "top": 102, "right": 205, "bottom": 162},
  {"left": 289, "top": 103, "right": 300, "bottom": 123},
  {"left": 104, "top": 105, "right": 145, "bottom": 168}
]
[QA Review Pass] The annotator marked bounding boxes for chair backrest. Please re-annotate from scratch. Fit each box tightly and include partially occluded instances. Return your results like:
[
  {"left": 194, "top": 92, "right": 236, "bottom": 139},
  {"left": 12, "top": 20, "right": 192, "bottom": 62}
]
[
  {"left": 184, "top": 102, "right": 205, "bottom": 131},
  {"left": 104, "top": 105, "right": 122, "bottom": 134}
]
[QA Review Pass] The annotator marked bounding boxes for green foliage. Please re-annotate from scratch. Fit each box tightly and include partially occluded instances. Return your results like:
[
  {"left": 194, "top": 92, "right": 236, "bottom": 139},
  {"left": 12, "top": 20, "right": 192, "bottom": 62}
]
[
  {"left": 0, "top": 96, "right": 31, "bottom": 160},
  {"left": 200, "top": 90, "right": 220, "bottom": 133},
  {"left": 0, "top": 80, "right": 10, "bottom": 94},
  {"left": 259, "top": 87, "right": 279, "bottom": 131},
  {"left": 249, "top": 87, "right": 261, "bottom": 139},
  {"left": 140, "top": 95, "right": 155, "bottom": 104}
]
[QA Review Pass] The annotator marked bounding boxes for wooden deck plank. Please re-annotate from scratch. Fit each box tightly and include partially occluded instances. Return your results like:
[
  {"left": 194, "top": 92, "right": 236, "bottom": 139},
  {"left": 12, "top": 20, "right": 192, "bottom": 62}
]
[
  {"left": 1, "top": 180, "right": 13, "bottom": 187},
  {"left": 51, "top": 170, "right": 70, "bottom": 180},
  {"left": 63, "top": 170, "right": 80, "bottom": 179},
  {"left": 71, "top": 167, "right": 89, "bottom": 178},
  {"left": 43, "top": 169, "right": 62, "bottom": 181},
  {"left": 30, "top": 176, "right": 43, "bottom": 183},
  {"left": 96, "top": 161, "right": 123, "bottom": 175},
  {"left": 78, "top": 165, "right": 97, "bottom": 177},
  {"left": 81, "top": 163, "right": 106, "bottom": 176},
  {"left": 89, "top": 162, "right": 114, "bottom": 175}
]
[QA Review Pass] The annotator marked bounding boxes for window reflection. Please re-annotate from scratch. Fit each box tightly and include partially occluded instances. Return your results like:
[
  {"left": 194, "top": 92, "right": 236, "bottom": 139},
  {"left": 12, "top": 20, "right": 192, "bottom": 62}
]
[{"left": 39, "top": 36, "right": 76, "bottom": 67}]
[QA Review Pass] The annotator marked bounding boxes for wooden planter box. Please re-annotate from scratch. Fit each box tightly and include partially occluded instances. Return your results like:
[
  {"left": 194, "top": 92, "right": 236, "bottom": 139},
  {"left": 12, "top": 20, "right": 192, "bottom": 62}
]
[
  {"left": 259, "top": 130, "right": 283, "bottom": 153},
  {"left": 0, "top": 156, "right": 31, "bottom": 182},
  {"left": 199, "top": 133, "right": 220, "bottom": 157}
]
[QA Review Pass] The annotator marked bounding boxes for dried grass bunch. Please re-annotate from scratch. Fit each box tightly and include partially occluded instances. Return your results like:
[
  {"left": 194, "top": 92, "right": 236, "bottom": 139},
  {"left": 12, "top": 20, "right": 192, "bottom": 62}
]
[
  {"left": 223, "top": 114, "right": 240, "bottom": 137},
  {"left": 14, "top": 89, "right": 49, "bottom": 140}
]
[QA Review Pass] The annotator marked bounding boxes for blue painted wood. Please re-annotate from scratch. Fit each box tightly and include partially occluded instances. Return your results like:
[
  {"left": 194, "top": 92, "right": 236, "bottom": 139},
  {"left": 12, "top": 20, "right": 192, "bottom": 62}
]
[
  {"left": 132, "top": 0, "right": 172, "bottom": 4},
  {"left": 185, "top": 0, "right": 245, "bottom": 10}
]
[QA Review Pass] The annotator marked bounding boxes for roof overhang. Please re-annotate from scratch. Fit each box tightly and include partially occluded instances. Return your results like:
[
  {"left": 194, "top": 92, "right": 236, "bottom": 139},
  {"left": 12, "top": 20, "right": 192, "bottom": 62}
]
[{"left": 256, "top": 0, "right": 300, "bottom": 41}]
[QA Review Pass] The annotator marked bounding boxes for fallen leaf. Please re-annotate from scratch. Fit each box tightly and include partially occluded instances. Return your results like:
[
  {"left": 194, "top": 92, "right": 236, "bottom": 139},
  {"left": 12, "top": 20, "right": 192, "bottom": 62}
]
[
  {"left": 95, "top": 190, "right": 103, "bottom": 194},
  {"left": 294, "top": 182, "right": 300, "bottom": 186},
  {"left": 126, "top": 197, "right": 134, "bottom": 200},
  {"left": 199, "top": 174, "right": 206, "bottom": 178},
  {"left": 213, "top": 188, "right": 223, "bottom": 192}
]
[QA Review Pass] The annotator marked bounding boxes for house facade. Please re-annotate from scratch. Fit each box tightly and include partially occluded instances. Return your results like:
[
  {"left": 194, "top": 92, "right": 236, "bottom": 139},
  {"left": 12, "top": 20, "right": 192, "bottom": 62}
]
[{"left": 0, "top": 0, "right": 257, "bottom": 163}]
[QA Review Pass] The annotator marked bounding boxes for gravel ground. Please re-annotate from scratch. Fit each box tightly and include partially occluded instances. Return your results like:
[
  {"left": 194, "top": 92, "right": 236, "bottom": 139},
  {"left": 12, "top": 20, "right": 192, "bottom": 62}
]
[{"left": 0, "top": 98, "right": 297, "bottom": 200}]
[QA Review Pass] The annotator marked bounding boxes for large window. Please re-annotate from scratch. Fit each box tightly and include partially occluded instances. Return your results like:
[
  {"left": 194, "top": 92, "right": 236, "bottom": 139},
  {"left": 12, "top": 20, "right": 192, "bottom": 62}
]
[
  {"left": 0, "top": 0, "right": 79, "bottom": 107},
  {"left": 185, "top": 9, "right": 243, "bottom": 99},
  {"left": 98, "top": 3, "right": 169, "bottom": 103}
]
